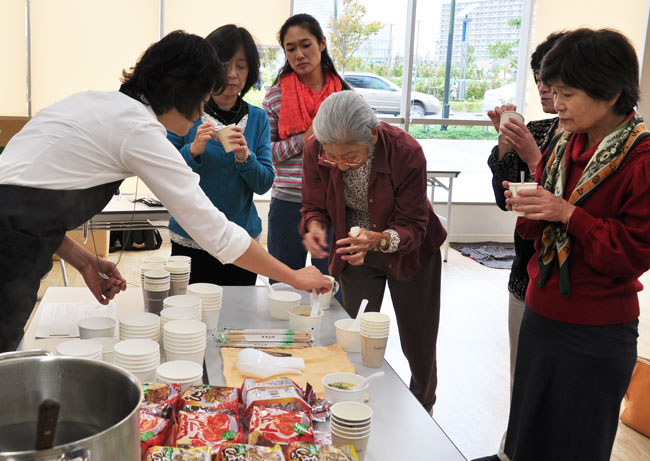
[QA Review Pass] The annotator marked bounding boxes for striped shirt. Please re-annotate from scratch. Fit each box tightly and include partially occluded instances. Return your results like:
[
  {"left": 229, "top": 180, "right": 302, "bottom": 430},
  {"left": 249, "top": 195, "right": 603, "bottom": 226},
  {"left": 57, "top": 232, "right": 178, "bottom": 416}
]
[{"left": 262, "top": 85, "right": 304, "bottom": 203}]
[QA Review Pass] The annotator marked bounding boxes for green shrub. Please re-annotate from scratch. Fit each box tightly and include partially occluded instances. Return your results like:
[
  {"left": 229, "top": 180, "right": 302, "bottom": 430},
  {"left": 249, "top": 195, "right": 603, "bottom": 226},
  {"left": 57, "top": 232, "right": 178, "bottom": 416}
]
[{"left": 408, "top": 124, "right": 498, "bottom": 140}]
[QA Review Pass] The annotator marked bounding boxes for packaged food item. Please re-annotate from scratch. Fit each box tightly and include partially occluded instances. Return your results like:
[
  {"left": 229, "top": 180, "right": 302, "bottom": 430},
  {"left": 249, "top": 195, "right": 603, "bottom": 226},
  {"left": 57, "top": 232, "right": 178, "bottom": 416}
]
[
  {"left": 180, "top": 385, "right": 239, "bottom": 414},
  {"left": 174, "top": 411, "right": 244, "bottom": 452},
  {"left": 145, "top": 445, "right": 212, "bottom": 460},
  {"left": 248, "top": 407, "right": 314, "bottom": 447},
  {"left": 241, "top": 378, "right": 311, "bottom": 427},
  {"left": 218, "top": 443, "right": 285, "bottom": 461},
  {"left": 141, "top": 382, "right": 182, "bottom": 419},
  {"left": 139, "top": 411, "right": 172, "bottom": 454},
  {"left": 286, "top": 443, "right": 359, "bottom": 461}
]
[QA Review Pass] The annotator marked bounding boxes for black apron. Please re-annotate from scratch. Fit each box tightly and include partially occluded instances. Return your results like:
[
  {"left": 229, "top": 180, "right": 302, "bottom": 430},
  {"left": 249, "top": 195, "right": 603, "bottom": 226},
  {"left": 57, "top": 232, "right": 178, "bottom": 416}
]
[{"left": 0, "top": 180, "right": 122, "bottom": 352}]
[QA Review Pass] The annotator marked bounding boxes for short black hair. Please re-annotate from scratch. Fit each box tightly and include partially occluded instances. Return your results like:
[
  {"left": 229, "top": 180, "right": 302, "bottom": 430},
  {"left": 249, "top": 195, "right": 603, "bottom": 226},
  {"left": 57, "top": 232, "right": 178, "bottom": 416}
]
[
  {"left": 541, "top": 28, "right": 639, "bottom": 115},
  {"left": 273, "top": 13, "right": 350, "bottom": 90},
  {"left": 530, "top": 32, "right": 566, "bottom": 79},
  {"left": 120, "top": 30, "right": 226, "bottom": 120},
  {"left": 206, "top": 25, "right": 260, "bottom": 97}
]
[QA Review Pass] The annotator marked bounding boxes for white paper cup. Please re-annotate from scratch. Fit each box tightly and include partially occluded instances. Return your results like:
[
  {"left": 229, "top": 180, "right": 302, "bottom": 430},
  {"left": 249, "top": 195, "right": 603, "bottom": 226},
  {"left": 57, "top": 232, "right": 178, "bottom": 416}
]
[
  {"left": 360, "top": 334, "right": 388, "bottom": 368},
  {"left": 330, "top": 421, "right": 372, "bottom": 436},
  {"left": 499, "top": 110, "right": 524, "bottom": 143},
  {"left": 202, "top": 307, "right": 222, "bottom": 330},
  {"left": 508, "top": 182, "right": 538, "bottom": 217},
  {"left": 216, "top": 124, "right": 237, "bottom": 152},
  {"left": 323, "top": 372, "right": 367, "bottom": 403},
  {"left": 288, "top": 306, "right": 324, "bottom": 337},
  {"left": 94, "top": 337, "right": 119, "bottom": 363},
  {"left": 335, "top": 319, "right": 362, "bottom": 353},
  {"left": 312, "top": 275, "right": 339, "bottom": 309},
  {"left": 164, "top": 348, "right": 205, "bottom": 365},
  {"left": 331, "top": 431, "right": 371, "bottom": 460},
  {"left": 268, "top": 291, "right": 302, "bottom": 320},
  {"left": 78, "top": 316, "right": 116, "bottom": 339}
]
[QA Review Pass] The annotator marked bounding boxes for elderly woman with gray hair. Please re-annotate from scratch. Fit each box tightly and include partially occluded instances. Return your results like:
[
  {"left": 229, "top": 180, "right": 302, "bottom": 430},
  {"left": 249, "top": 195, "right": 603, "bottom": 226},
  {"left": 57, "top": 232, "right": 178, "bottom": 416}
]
[{"left": 300, "top": 91, "right": 447, "bottom": 412}]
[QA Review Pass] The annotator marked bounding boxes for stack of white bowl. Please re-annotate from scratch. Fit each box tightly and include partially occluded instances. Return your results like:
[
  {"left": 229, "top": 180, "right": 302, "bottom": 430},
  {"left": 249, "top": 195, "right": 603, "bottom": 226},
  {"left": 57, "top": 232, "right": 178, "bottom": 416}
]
[
  {"left": 330, "top": 401, "right": 373, "bottom": 461},
  {"left": 163, "top": 319, "right": 207, "bottom": 365},
  {"left": 156, "top": 360, "right": 203, "bottom": 393},
  {"left": 187, "top": 283, "right": 223, "bottom": 330},
  {"left": 160, "top": 305, "right": 202, "bottom": 335},
  {"left": 165, "top": 261, "right": 191, "bottom": 296},
  {"left": 119, "top": 312, "right": 161, "bottom": 342},
  {"left": 114, "top": 339, "right": 160, "bottom": 382},
  {"left": 143, "top": 270, "right": 170, "bottom": 314},
  {"left": 56, "top": 339, "right": 102, "bottom": 361},
  {"left": 163, "top": 295, "right": 202, "bottom": 318}
]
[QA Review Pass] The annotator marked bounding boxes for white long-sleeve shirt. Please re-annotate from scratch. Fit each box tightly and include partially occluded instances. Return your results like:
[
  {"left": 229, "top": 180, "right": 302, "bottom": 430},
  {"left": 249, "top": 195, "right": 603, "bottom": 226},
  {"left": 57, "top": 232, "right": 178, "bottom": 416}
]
[{"left": 0, "top": 91, "right": 251, "bottom": 264}]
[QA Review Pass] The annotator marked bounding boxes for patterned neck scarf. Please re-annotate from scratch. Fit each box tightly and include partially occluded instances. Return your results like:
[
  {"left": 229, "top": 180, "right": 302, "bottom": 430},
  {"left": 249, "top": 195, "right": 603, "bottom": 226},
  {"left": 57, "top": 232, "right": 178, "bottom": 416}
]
[{"left": 538, "top": 113, "right": 649, "bottom": 297}]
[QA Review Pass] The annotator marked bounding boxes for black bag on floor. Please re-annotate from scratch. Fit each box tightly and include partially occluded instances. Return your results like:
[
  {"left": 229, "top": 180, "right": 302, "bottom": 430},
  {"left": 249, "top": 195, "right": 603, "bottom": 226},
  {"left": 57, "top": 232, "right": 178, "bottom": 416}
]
[{"left": 109, "top": 229, "right": 163, "bottom": 252}]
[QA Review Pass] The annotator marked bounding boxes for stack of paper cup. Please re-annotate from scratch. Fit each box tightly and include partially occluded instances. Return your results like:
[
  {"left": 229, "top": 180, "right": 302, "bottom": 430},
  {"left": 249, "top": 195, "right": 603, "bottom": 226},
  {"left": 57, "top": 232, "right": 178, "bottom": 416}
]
[
  {"left": 165, "top": 261, "right": 191, "bottom": 296},
  {"left": 163, "top": 295, "right": 202, "bottom": 318},
  {"left": 156, "top": 360, "right": 203, "bottom": 394},
  {"left": 142, "top": 255, "right": 167, "bottom": 265},
  {"left": 143, "top": 270, "right": 170, "bottom": 315},
  {"left": 140, "top": 262, "right": 165, "bottom": 297},
  {"left": 56, "top": 339, "right": 102, "bottom": 361},
  {"left": 359, "top": 312, "right": 390, "bottom": 368},
  {"left": 94, "top": 337, "right": 119, "bottom": 363},
  {"left": 119, "top": 312, "right": 161, "bottom": 342},
  {"left": 163, "top": 319, "right": 207, "bottom": 365},
  {"left": 168, "top": 255, "right": 192, "bottom": 269},
  {"left": 114, "top": 339, "right": 160, "bottom": 382},
  {"left": 187, "top": 283, "right": 223, "bottom": 330},
  {"left": 330, "top": 402, "right": 373, "bottom": 461}
]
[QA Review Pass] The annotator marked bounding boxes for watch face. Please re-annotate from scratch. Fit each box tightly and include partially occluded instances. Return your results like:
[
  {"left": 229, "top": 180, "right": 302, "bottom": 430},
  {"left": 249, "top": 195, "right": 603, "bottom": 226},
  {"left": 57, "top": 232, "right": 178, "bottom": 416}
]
[{"left": 380, "top": 237, "right": 387, "bottom": 247}]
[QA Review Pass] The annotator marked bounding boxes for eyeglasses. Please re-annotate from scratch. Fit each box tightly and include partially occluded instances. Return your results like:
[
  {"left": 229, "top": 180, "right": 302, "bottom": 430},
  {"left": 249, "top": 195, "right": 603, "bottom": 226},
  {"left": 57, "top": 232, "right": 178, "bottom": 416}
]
[{"left": 317, "top": 145, "right": 365, "bottom": 168}]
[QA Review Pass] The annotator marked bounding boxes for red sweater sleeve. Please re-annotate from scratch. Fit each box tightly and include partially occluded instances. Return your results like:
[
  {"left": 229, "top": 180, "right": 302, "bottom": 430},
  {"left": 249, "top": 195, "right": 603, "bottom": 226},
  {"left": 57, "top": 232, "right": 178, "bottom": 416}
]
[
  {"left": 565, "top": 158, "right": 650, "bottom": 277},
  {"left": 299, "top": 137, "right": 331, "bottom": 234}
]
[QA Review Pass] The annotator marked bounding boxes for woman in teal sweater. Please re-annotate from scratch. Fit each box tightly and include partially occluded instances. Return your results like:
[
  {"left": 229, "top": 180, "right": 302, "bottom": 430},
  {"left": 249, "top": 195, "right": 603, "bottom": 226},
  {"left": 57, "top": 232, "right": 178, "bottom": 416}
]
[{"left": 167, "top": 25, "right": 274, "bottom": 285}]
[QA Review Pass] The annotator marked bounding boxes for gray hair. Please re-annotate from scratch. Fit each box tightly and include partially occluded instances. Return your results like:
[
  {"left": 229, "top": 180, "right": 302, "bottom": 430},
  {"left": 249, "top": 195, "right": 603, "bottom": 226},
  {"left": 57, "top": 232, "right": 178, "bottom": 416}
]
[{"left": 313, "top": 91, "right": 379, "bottom": 145}]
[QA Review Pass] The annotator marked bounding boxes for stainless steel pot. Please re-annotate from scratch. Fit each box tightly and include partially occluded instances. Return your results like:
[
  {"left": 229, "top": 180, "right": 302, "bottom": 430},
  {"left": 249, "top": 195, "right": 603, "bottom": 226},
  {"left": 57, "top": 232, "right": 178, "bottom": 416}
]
[{"left": 0, "top": 350, "right": 142, "bottom": 460}]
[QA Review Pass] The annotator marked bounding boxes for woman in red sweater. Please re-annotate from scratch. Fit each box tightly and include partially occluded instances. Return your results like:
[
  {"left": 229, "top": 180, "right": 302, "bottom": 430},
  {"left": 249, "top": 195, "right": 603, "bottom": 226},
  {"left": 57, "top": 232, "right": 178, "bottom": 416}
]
[{"left": 489, "top": 29, "right": 650, "bottom": 461}]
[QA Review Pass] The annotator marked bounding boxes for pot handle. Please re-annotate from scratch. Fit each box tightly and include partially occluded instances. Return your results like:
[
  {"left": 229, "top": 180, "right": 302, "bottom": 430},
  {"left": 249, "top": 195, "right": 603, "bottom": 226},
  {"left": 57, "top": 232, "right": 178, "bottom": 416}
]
[{"left": 0, "top": 349, "right": 52, "bottom": 362}]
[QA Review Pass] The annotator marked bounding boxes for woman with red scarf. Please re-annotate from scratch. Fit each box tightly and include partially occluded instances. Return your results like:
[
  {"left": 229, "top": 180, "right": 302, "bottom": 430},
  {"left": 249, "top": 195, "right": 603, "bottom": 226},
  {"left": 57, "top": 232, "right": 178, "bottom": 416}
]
[{"left": 262, "top": 14, "right": 350, "bottom": 280}]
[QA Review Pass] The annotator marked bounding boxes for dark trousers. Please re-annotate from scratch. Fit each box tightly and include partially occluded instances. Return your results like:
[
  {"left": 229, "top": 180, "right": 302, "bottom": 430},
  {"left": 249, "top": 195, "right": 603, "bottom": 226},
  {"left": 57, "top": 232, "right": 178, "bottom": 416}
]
[
  {"left": 267, "top": 198, "right": 330, "bottom": 278},
  {"left": 504, "top": 307, "right": 638, "bottom": 461},
  {"left": 339, "top": 250, "right": 442, "bottom": 411},
  {"left": 171, "top": 241, "right": 257, "bottom": 286}
]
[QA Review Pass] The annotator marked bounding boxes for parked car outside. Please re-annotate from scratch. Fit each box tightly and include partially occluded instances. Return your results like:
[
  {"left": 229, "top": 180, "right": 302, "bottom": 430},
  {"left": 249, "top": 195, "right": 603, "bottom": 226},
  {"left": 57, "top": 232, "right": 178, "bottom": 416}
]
[
  {"left": 481, "top": 82, "right": 516, "bottom": 112},
  {"left": 343, "top": 72, "right": 441, "bottom": 117}
]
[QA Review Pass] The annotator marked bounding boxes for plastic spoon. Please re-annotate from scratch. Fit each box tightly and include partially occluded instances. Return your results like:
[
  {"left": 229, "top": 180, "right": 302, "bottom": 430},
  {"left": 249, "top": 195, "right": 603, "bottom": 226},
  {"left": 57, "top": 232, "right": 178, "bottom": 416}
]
[
  {"left": 310, "top": 290, "right": 320, "bottom": 317},
  {"left": 349, "top": 299, "right": 369, "bottom": 331},
  {"left": 258, "top": 275, "right": 275, "bottom": 294},
  {"left": 352, "top": 371, "right": 385, "bottom": 390}
]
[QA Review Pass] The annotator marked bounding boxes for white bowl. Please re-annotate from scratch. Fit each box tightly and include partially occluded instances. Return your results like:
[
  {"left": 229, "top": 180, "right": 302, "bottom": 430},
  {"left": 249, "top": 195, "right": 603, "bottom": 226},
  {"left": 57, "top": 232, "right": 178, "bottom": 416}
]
[
  {"left": 156, "top": 360, "right": 203, "bottom": 380},
  {"left": 330, "top": 421, "right": 372, "bottom": 436},
  {"left": 163, "top": 294, "right": 201, "bottom": 309},
  {"left": 267, "top": 291, "right": 302, "bottom": 320},
  {"left": 287, "top": 306, "right": 323, "bottom": 336},
  {"left": 93, "top": 337, "right": 119, "bottom": 363},
  {"left": 56, "top": 339, "right": 102, "bottom": 358},
  {"left": 120, "top": 312, "right": 160, "bottom": 328},
  {"left": 164, "top": 319, "right": 206, "bottom": 336},
  {"left": 114, "top": 339, "right": 159, "bottom": 357},
  {"left": 126, "top": 368, "right": 157, "bottom": 382},
  {"left": 187, "top": 283, "right": 223, "bottom": 297},
  {"left": 359, "top": 312, "right": 390, "bottom": 324},
  {"left": 335, "top": 319, "right": 362, "bottom": 353},
  {"left": 331, "top": 401, "right": 373, "bottom": 423},
  {"left": 78, "top": 316, "right": 116, "bottom": 339},
  {"left": 202, "top": 308, "right": 221, "bottom": 330},
  {"left": 161, "top": 306, "right": 202, "bottom": 322},
  {"left": 322, "top": 372, "right": 367, "bottom": 403},
  {"left": 115, "top": 360, "right": 160, "bottom": 372}
]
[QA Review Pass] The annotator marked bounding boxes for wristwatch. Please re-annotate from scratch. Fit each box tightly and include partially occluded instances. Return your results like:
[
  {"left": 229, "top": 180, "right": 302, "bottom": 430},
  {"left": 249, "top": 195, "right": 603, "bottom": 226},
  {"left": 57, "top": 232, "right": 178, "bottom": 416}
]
[
  {"left": 379, "top": 233, "right": 389, "bottom": 251},
  {"left": 234, "top": 150, "right": 251, "bottom": 165}
]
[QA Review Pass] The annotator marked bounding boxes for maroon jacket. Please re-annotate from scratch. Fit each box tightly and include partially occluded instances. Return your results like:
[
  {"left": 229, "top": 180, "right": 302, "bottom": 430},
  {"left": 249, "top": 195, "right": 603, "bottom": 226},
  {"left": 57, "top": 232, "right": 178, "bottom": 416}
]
[{"left": 300, "top": 122, "right": 447, "bottom": 282}]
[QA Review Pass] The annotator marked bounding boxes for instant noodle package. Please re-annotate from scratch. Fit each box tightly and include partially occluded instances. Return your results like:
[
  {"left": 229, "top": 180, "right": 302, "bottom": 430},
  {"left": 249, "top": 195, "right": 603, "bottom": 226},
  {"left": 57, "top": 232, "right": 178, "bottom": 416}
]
[
  {"left": 241, "top": 378, "right": 312, "bottom": 428},
  {"left": 141, "top": 382, "right": 182, "bottom": 419},
  {"left": 173, "top": 411, "right": 244, "bottom": 452},
  {"left": 248, "top": 407, "right": 314, "bottom": 447},
  {"left": 286, "top": 443, "right": 359, "bottom": 461},
  {"left": 218, "top": 443, "right": 286, "bottom": 461},
  {"left": 180, "top": 384, "right": 240, "bottom": 414},
  {"left": 145, "top": 445, "right": 212, "bottom": 460},
  {"left": 140, "top": 411, "right": 172, "bottom": 454}
]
